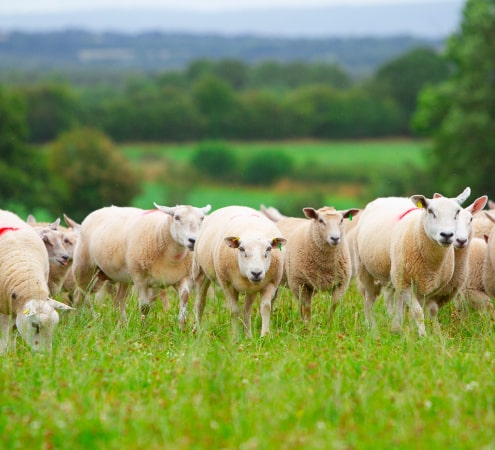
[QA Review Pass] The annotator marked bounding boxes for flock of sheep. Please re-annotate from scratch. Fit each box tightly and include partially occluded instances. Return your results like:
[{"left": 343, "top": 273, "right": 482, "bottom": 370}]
[{"left": 2, "top": 185, "right": 495, "bottom": 353}]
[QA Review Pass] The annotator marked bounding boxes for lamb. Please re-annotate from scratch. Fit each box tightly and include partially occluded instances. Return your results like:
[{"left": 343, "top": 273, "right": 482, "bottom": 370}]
[
  {"left": 354, "top": 187, "right": 470, "bottom": 336},
  {"left": 27, "top": 214, "right": 79, "bottom": 296},
  {"left": 274, "top": 206, "right": 359, "bottom": 323},
  {"left": 192, "top": 206, "right": 286, "bottom": 337},
  {"left": 72, "top": 202, "right": 211, "bottom": 327},
  {"left": 0, "top": 209, "right": 73, "bottom": 353}
]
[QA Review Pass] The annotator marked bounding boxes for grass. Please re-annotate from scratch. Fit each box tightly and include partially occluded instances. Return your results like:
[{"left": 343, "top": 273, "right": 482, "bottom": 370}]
[{"left": 2, "top": 284, "right": 495, "bottom": 449}]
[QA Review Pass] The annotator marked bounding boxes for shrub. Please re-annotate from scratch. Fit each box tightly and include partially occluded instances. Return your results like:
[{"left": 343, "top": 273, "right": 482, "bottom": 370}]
[
  {"left": 191, "top": 140, "right": 240, "bottom": 183},
  {"left": 242, "top": 150, "right": 294, "bottom": 185}
]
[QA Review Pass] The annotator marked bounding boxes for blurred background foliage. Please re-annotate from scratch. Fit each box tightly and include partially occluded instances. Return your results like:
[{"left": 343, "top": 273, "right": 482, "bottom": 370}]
[{"left": 0, "top": 0, "right": 493, "bottom": 220}]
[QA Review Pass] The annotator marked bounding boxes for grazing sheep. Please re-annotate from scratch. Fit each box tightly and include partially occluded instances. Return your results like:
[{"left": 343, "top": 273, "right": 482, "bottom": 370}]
[
  {"left": 72, "top": 203, "right": 211, "bottom": 327},
  {"left": 0, "top": 210, "right": 73, "bottom": 353},
  {"left": 456, "top": 236, "right": 494, "bottom": 314},
  {"left": 355, "top": 188, "right": 469, "bottom": 336},
  {"left": 425, "top": 194, "right": 487, "bottom": 315},
  {"left": 193, "top": 206, "right": 286, "bottom": 337},
  {"left": 274, "top": 206, "right": 359, "bottom": 323}
]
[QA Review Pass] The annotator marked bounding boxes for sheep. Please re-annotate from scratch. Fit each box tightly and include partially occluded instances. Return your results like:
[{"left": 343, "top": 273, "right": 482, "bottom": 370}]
[
  {"left": 273, "top": 206, "right": 359, "bottom": 323},
  {"left": 27, "top": 214, "right": 81, "bottom": 298},
  {"left": 0, "top": 209, "right": 73, "bottom": 353},
  {"left": 355, "top": 187, "right": 470, "bottom": 336},
  {"left": 455, "top": 236, "right": 494, "bottom": 314},
  {"left": 425, "top": 194, "right": 487, "bottom": 316},
  {"left": 473, "top": 208, "right": 495, "bottom": 239},
  {"left": 482, "top": 213, "right": 495, "bottom": 299},
  {"left": 192, "top": 206, "right": 287, "bottom": 337},
  {"left": 72, "top": 203, "right": 211, "bottom": 327}
]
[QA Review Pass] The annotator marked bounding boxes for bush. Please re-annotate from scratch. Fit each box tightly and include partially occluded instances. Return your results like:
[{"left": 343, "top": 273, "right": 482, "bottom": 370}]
[
  {"left": 242, "top": 150, "right": 294, "bottom": 185},
  {"left": 191, "top": 140, "right": 240, "bottom": 183},
  {"left": 47, "top": 127, "right": 142, "bottom": 221}
]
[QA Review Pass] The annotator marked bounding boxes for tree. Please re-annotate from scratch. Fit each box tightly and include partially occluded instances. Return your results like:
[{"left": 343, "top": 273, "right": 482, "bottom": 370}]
[
  {"left": 47, "top": 128, "right": 141, "bottom": 221},
  {"left": 370, "top": 47, "right": 451, "bottom": 133},
  {"left": 413, "top": 0, "right": 495, "bottom": 198},
  {"left": 0, "top": 85, "right": 50, "bottom": 212},
  {"left": 19, "top": 83, "right": 80, "bottom": 143}
]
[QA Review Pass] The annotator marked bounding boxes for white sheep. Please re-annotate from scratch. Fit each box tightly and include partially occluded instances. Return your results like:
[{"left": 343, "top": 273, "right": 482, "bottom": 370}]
[
  {"left": 192, "top": 206, "right": 286, "bottom": 337},
  {"left": 72, "top": 203, "right": 211, "bottom": 327},
  {"left": 274, "top": 206, "right": 359, "bottom": 323},
  {"left": 482, "top": 213, "right": 495, "bottom": 299},
  {"left": 425, "top": 194, "right": 487, "bottom": 316},
  {"left": 355, "top": 188, "right": 469, "bottom": 336},
  {"left": 0, "top": 210, "right": 73, "bottom": 352},
  {"left": 456, "top": 236, "right": 494, "bottom": 313}
]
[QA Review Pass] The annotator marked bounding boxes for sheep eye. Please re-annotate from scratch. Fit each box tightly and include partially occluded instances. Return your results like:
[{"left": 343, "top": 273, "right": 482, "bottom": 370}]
[
  {"left": 455, "top": 210, "right": 460, "bottom": 219},
  {"left": 239, "top": 247, "right": 246, "bottom": 255},
  {"left": 318, "top": 219, "right": 324, "bottom": 224},
  {"left": 427, "top": 209, "right": 436, "bottom": 218}
]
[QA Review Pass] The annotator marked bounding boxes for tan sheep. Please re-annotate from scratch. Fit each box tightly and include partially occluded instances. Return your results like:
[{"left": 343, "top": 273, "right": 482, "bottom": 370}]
[
  {"left": 72, "top": 203, "right": 210, "bottom": 327},
  {"left": 274, "top": 206, "right": 359, "bottom": 323},
  {"left": 0, "top": 210, "right": 72, "bottom": 352},
  {"left": 482, "top": 213, "right": 495, "bottom": 299},
  {"left": 193, "top": 206, "right": 286, "bottom": 337}
]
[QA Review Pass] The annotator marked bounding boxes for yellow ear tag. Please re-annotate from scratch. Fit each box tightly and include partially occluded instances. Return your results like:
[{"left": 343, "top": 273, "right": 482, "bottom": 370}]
[
  {"left": 23, "top": 309, "right": 29, "bottom": 315},
  {"left": 417, "top": 201, "right": 423, "bottom": 208}
]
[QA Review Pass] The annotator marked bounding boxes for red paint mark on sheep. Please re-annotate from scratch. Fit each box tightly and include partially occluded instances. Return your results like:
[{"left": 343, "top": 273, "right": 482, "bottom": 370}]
[
  {"left": 0, "top": 227, "right": 20, "bottom": 236},
  {"left": 142, "top": 209, "right": 160, "bottom": 215},
  {"left": 398, "top": 208, "right": 420, "bottom": 221}
]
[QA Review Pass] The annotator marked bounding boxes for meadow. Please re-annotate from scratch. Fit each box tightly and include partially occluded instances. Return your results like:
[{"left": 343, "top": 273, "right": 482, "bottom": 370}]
[
  {"left": 123, "top": 139, "right": 429, "bottom": 212},
  {"left": 2, "top": 284, "right": 495, "bottom": 449}
]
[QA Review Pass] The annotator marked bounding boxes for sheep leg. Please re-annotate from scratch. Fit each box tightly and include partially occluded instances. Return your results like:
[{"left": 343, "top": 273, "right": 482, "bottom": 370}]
[
  {"left": 177, "top": 277, "right": 192, "bottom": 330},
  {"left": 243, "top": 293, "right": 256, "bottom": 338},
  {"left": 259, "top": 284, "right": 277, "bottom": 337},
  {"left": 383, "top": 284, "right": 395, "bottom": 317},
  {"left": 358, "top": 268, "right": 379, "bottom": 328},
  {"left": 391, "top": 290, "right": 406, "bottom": 333},
  {"left": 224, "top": 286, "right": 241, "bottom": 336},
  {"left": 297, "top": 285, "right": 313, "bottom": 323},
  {"left": 114, "top": 283, "right": 129, "bottom": 321},
  {"left": 403, "top": 291, "right": 426, "bottom": 337},
  {"left": 0, "top": 314, "right": 11, "bottom": 354},
  {"left": 193, "top": 271, "right": 210, "bottom": 328}
]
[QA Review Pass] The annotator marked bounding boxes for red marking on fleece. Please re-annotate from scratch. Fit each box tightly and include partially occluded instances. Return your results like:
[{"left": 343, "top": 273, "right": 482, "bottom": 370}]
[
  {"left": 0, "top": 227, "right": 19, "bottom": 236},
  {"left": 398, "top": 208, "right": 420, "bottom": 221},
  {"left": 142, "top": 209, "right": 161, "bottom": 215}
]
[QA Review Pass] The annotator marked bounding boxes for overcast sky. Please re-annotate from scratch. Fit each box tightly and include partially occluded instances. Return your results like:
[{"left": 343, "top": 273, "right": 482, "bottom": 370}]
[{"left": 1, "top": 0, "right": 458, "bottom": 13}]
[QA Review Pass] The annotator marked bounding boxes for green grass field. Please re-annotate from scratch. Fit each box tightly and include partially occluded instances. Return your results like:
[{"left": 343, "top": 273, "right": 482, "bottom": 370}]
[
  {"left": 125, "top": 139, "right": 429, "bottom": 212},
  {"left": 2, "top": 284, "right": 495, "bottom": 449}
]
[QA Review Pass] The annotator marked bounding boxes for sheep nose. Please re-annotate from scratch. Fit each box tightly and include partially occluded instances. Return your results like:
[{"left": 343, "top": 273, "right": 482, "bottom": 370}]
[
  {"left": 456, "top": 237, "right": 468, "bottom": 247},
  {"left": 330, "top": 236, "right": 340, "bottom": 245},
  {"left": 440, "top": 231, "right": 454, "bottom": 241},
  {"left": 250, "top": 271, "right": 262, "bottom": 281},
  {"left": 189, "top": 238, "right": 196, "bottom": 245}
]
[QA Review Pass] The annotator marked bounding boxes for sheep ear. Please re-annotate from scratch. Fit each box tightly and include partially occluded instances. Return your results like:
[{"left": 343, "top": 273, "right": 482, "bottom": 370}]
[
  {"left": 455, "top": 187, "right": 471, "bottom": 205},
  {"left": 466, "top": 196, "right": 488, "bottom": 215},
  {"left": 225, "top": 237, "right": 241, "bottom": 249},
  {"left": 50, "top": 218, "right": 61, "bottom": 230},
  {"left": 433, "top": 193, "right": 443, "bottom": 199},
  {"left": 343, "top": 209, "right": 360, "bottom": 219},
  {"left": 303, "top": 208, "right": 318, "bottom": 220},
  {"left": 26, "top": 214, "right": 36, "bottom": 224},
  {"left": 271, "top": 237, "right": 287, "bottom": 249},
  {"left": 410, "top": 195, "right": 428, "bottom": 209},
  {"left": 153, "top": 203, "right": 175, "bottom": 216},
  {"left": 47, "top": 299, "right": 74, "bottom": 311},
  {"left": 201, "top": 205, "right": 212, "bottom": 214},
  {"left": 63, "top": 214, "right": 80, "bottom": 230}
]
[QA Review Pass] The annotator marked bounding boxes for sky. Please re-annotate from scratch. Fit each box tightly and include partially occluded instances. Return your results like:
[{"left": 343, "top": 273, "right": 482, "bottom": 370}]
[{"left": 1, "top": 0, "right": 458, "bottom": 13}]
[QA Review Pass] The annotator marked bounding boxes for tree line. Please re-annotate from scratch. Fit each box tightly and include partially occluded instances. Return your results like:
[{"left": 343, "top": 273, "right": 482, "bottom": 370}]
[{"left": 10, "top": 47, "right": 449, "bottom": 144}]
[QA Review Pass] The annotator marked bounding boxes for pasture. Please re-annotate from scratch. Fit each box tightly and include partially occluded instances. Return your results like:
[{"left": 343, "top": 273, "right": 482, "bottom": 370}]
[
  {"left": 2, "top": 284, "right": 495, "bottom": 449},
  {"left": 123, "top": 139, "right": 429, "bottom": 212}
]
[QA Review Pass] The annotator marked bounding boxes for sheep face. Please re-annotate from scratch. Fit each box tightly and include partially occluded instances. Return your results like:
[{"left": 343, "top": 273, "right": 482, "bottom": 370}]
[
  {"left": 225, "top": 236, "right": 286, "bottom": 283},
  {"left": 38, "top": 228, "right": 70, "bottom": 267},
  {"left": 60, "top": 228, "right": 79, "bottom": 260},
  {"left": 453, "top": 196, "right": 488, "bottom": 248},
  {"left": 154, "top": 203, "right": 211, "bottom": 250},
  {"left": 16, "top": 299, "right": 73, "bottom": 352},
  {"left": 411, "top": 195, "right": 461, "bottom": 247},
  {"left": 303, "top": 207, "right": 360, "bottom": 246}
]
